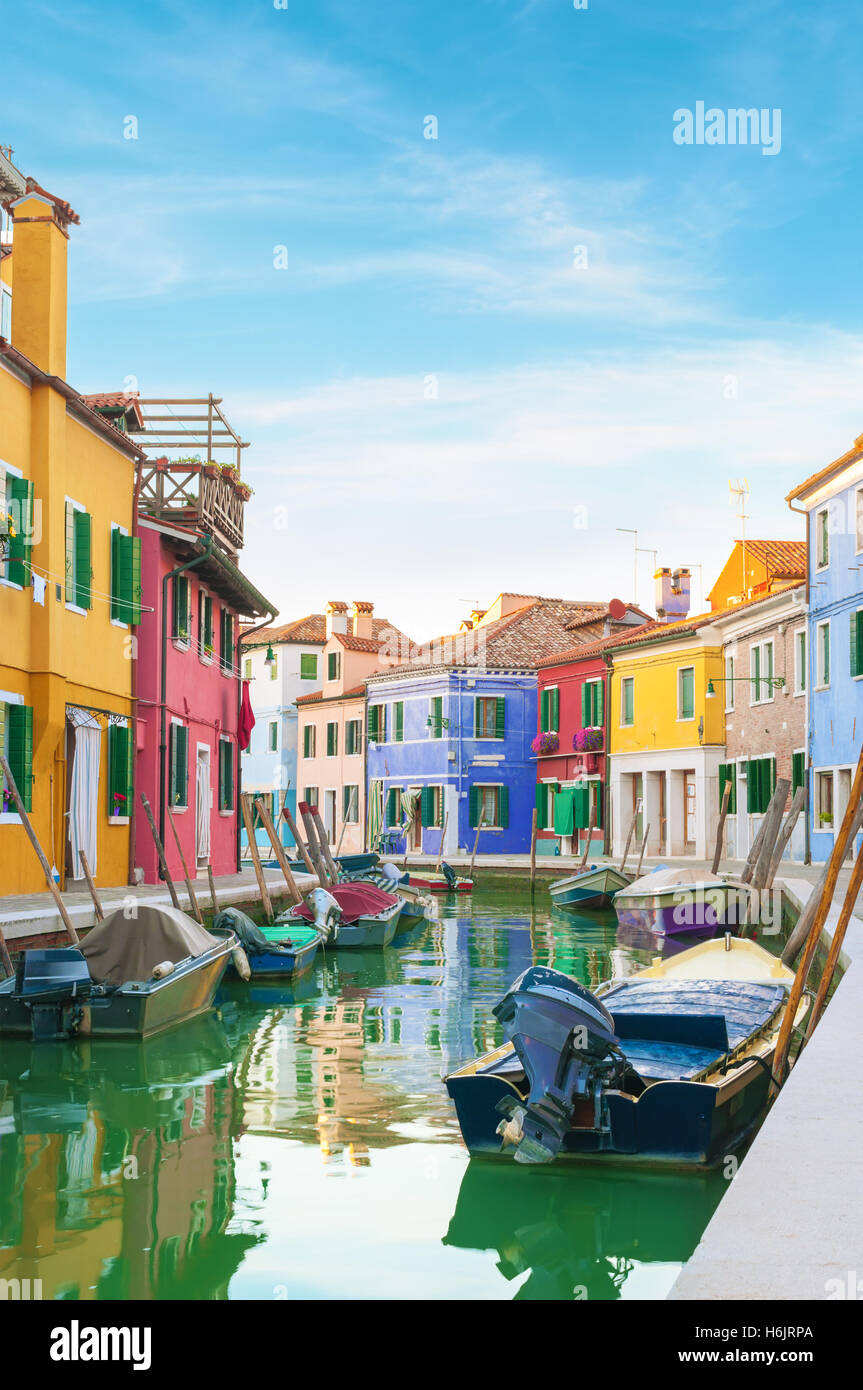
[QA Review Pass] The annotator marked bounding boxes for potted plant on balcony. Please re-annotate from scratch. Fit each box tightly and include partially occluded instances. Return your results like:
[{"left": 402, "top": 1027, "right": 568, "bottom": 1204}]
[
  {"left": 220, "top": 462, "right": 240, "bottom": 486},
  {"left": 531, "top": 732, "right": 560, "bottom": 755},
  {"left": 234, "top": 480, "right": 253, "bottom": 501},
  {"left": 202, "top": 459, "right": 220, "bottom": 480},
  {"left": 573, "top": 726, "right": 603, "bottom": 774}
]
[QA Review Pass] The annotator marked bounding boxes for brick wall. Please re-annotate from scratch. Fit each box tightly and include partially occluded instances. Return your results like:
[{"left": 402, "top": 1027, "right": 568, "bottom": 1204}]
[{"left": 723, "top": 612, "right": 806, "bottom": 779}]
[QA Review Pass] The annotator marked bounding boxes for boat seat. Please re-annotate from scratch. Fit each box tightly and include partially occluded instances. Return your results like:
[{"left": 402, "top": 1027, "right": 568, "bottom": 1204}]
[
  {"left": 615, "top": 1039, "right": 726, "bottom": 1082},
  {"left": 604, "top": 978, "right": 786, "bottom": 1052},
  {"left": 611, "top": 1011, "right": 729, "bottom": 1052}
]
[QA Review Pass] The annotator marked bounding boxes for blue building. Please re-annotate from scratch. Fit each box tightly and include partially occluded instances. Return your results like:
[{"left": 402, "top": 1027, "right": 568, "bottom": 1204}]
[
  {"left": 364, "top": 593, "right": 609, "bottom": 857},
  {"left": 788, "top": 441, "right": 863, "bottom": 861}
]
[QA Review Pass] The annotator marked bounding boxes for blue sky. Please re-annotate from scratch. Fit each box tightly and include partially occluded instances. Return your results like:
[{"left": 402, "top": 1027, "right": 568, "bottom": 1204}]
[{"left": 4, "top": 0, "right": 863, "bottom": 636}]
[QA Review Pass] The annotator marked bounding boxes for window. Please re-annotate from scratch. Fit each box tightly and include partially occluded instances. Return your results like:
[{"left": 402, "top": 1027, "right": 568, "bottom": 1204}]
[
  {"left": 581, "top": 679, "right": 604, "bottom": 728},
  {"left": 109, "top": 526, "right": 142, "bottom": 625},
  {"left": 678, "top": 666, "right": 695, "bottom": 721},
  {"left": 302, "top": 725, "right": 316, "bottom": 758},
  {"left": 172, "top": 575, "right": 190, "bottom": 642},
  {"left": 219, "top": 608, "right": 234, "bottom": 673},
  {"left": 0, "top": 699, "right": 33, "bottom": 813},
  {"left": 269, "top": 721, "right": 278, "bottom": 752},
  {"left": 850, "top": 609, "right": 863, "bottom": 679},
  {"left": 300, "top": 653, "right": 318, "bottom": 681},
  {"left": 107, "top": 721, "right": 132, "bottom": 820},
  {"left": 420, "top": 784, "right": 444, "bottom": 828},
  {"left": 816, "top": 508, "right": 829, "bottom": 569},
  {"left": 303, "top": 786, "right": 318, "bottom": 808},
  {"left": 816, "top": 621, "right": 830, "bottom": 688},
  {"left": 1, "top": 466, "right": 33, "bottom": 587},
  {"left": 198, "top": 591, "right": 214, "bottom": 659},
  {"left": 0, "top": 284, "right": 10, "bottom": 340},
  {"left": 718, "top": 762, "right": 737, "bottom": 814},
  {"left": 750, "top": 639, "right": 774, "bottom": 704},
  {"left": 469, "top": 783, "right": 509, "bottom": 829},
  {"left": 816, "top": 771, "right": 834, "bottom": 828},
  {"left": 343, "top": 784, "right": 359, "bottom": 823},
  {"left": 857, "top": 488, "right": 863, "bottom": 553},
  {"left": 386, "top": 786, "right": 403, "bottom": 827},
  {"left": 429, "top": 695, "right": 444, "bottom": 738},
  {"left": 393, "top": 701, "right": 404, "bottom": 742},
  {"left": 620, "top": 677, "right": 634, "bottom": 727},
  {"left": 326, "top": 721, "right": 338, "bottom": 757},
  {"left": 328, "top": 651, "right": 341, "bottom": 681},
  {"left": 540, "top": 687, "right": 559, "bottom": 733},
  {"left": 794, "top": 630, "right": 806, "bottom": 694},
  {"left": 475, "top": 695, "right": 505, "bottom": 739},
  {"left": 65, "top": 500, "right": 92, "bottom": 610},
  {"left": 169, "top": 723, "right": 189, "bottom": 808},
  {"left": 792, "top": 751, "right": 806, "bottom": 797},
  {"left": 746, "top": 756, "right": 775, "bottom": 814},
  {"left": 269, "top": 652, "right": 278, "bottom": 681},
  {"left": 368, "top": 704, "right": 387, "bottom": 743},
  {"left": 724, "top": 655, "right": 735, "bottom": 712},
  {"left": 218, "top": 739, "right": 235, "bottom": 812},
  {"left": 345, "top": 719, "right": 362, "bottom": 756},
  {"left": 243, "top": 657, "right": 252, "bottom": 680}
]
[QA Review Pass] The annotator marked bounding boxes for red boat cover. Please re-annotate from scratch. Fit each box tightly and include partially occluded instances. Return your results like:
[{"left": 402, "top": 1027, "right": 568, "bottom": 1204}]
[{"left": 295, "top": 883, "right": 398, "bottom": 925}]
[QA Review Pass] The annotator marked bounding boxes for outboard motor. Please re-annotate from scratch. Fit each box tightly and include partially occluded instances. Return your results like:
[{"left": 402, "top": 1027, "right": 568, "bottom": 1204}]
[
  {"left": 492, "top": 966, "right": 620, "bottom": 1165},
  {"left": 305, "top": 887, "right": 342, "bottom": 943},
  {"left": 440, "top": 861, "right": 458, "bottom": 889},
  {"left": 15, "top": 949, "right": 93, "bottom": 1042}
]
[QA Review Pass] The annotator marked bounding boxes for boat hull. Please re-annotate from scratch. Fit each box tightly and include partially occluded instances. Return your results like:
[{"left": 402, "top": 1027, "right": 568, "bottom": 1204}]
[
  {"left": 222, "top": 935, "right": 320, "bottom": 981},
  {"left": 614, "top": 886, "right": 738, "bottom": 938},
  {"left": 0, "top": 940, "right": 232, "bottom": 1040},
  {"left": 279, "top": 900, "right": 402, "bottom": 949},
  {"left": 408, "top": 875, "right": 473, "bottom": 895},
  {"left": 550, "top": 866, "right": 632, "bottom": 912}
]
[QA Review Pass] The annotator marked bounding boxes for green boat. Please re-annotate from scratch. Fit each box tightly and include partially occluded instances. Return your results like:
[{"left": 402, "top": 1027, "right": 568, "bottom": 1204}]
[{"left": 549, "top": 863, "right": 634, "bottom": 912}]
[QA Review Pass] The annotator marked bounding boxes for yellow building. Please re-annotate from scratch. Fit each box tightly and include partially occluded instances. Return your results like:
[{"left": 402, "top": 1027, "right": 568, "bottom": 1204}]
[
  {"left": 1, "top": 154, "right": 143, "bottom": 894},
  {"left": 707, "top": 538, "right": 806, "bottom": 610},
  {"left": 608, "top": 571, "right": 726, "bottom": 859}
]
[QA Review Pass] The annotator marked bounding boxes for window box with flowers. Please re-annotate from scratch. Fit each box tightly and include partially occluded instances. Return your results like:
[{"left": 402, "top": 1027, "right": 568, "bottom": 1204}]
[
  {"left": 573, "top": 727, "right": 603, "bottom": 753},
  {"left": 234, "top": 481, "right": 253, "bottom": 501},
  {"left": 531, "top": 732, "right": 560, "bottom": 756}
]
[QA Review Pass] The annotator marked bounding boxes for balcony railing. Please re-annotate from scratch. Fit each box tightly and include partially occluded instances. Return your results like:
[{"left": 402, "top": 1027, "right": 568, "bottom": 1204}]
[{"left": 139, "top": 459, "right": 246, "bottom": 552}]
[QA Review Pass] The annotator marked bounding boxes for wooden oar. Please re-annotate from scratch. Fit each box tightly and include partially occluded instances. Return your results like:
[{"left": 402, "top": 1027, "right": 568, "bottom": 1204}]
[
  {"left": 0, "top": 752, "right": 79, "bottom": 944},
  {"left": 78, "top": 850, "right": 104, "bottom": 922},
  {"left": 579, "top": 804, "right": 596, "bottom": 870},
  {"left": 240, "top": 793, "right": 274, "bottom": 921},
  {"left": 166, "top": 806, "right": 204, "bottom": 924},
  {"left": 770, "top": 743, "right": 863, "bottom": 1095},
  {"left": 712, "top": 780, "right": 732, "bottom": 875},
  {"left": 435, "top": 812, "right": 449, "bottom": 875},
  {"left": 803, "top": 835, "right": 863, "bottom": 1043},
  {"left": 282, "top": 803, "right": 317, "bottom": 878},
  {"left": 139, "top": 793, "right": 181, "bottom": 912},
  {"left": 255, "top": 796, "right": 302, "bottom": 905},
  {"left": 298, "top": 802, "right": 330, "bottom": 888}
]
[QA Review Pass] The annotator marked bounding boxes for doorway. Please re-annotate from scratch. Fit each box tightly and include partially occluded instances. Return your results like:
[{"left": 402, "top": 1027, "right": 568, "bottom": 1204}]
[
  {"left": 408, "top": 785, "right": 423, "bottom": 850},
  {"left": 325, "top": 789, "right": 337, "bottom": 844},
  {"left": 196, "top": 745, "right": 211, "bottom": 869},
  {"left": 685, "top": 772, "right": 697, "bottom": 850}
]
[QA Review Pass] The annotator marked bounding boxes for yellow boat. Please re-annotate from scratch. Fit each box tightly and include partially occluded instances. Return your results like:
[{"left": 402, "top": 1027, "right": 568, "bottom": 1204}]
[{"left": 444, "top": 935, "right": 809, "bottom": 1169}]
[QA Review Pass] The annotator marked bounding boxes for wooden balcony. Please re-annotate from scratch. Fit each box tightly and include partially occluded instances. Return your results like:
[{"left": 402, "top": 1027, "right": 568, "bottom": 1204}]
[{"left": 139, "top": 459, "right": 246, "bottom": 553}]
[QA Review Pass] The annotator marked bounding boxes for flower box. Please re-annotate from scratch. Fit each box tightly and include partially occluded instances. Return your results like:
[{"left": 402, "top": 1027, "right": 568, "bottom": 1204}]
[
  {"left": 574, "top": 727, "right": 603, "bottom": 753},
  {"left": 531, "top": 732, "right": 560, "bottom": 755}
]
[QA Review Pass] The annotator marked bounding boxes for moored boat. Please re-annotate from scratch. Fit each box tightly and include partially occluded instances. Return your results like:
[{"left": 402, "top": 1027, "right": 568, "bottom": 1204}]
[
  {"left": 339, "top": 864, "right": 438, "bottom": 934},
  {"left": 549, "top": 863, "right": 633, "bottom": 911},
  {"left": 445, "top": 935, "right": 807, "bottom": 1170},
  {"left": 0, "top": 904, "right": 235, "bottom": 1042},
  {"left": 210, "top": 906, "right": 323, "bottom": 980},
  {"left": 408, "top": 862, "right": 473, "bottom": 895},
  {"left": 277, "top": 883, "right": 403, "bottom": 950},
  {"left": 613, "top": 865, "right": 750, "bottom": 937}
]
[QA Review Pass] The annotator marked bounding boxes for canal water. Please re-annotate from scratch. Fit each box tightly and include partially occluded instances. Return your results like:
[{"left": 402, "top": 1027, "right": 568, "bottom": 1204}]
[{"left": 0, "top": 881, "right": 727, "bottom": 1301}]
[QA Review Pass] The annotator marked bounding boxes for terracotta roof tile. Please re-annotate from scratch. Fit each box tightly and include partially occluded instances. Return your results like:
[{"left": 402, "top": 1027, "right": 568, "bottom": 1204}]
[
  {"left": 737, "top": 539, "right": 806, "bottom": 579},
  {"left": 240, "top": 614, "right": 409, "bottom": 648},
  {"left": 81, "top": 392, "right": 144, "bottom": 430},
  {"left": 295, "top": 683, "right": 366, "bottom": 706}
]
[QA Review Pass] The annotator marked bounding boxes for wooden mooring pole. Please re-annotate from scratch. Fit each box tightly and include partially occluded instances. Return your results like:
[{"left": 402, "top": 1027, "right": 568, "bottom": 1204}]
[
  {"left": 240, "top": 793, "right": 274, "bottom": 922},
  {"left": 529, "top": 808, "right": 537, "bottom": 895},
  {"left": 139, "top": 793, "right": 181, "bottom": 912},
  {"left": 0, "top": 751, "right": 79, "bottom": 944}
]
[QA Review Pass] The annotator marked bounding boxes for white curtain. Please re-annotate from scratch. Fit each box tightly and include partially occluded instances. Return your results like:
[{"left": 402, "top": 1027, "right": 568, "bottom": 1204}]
[
  {"left": 196, "top": 756, "right": 211, "bottom": 860},
  {"left": 68, "top": 719, "right": 101, "bottom": 879}
]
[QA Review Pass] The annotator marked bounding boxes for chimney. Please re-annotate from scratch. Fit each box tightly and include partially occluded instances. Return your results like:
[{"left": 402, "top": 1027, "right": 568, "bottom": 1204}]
[
  {"left": 655, "top": 567, "right": 691, "bottom": 622},
  {"left": 7, "top": 179, "right": 79, "bottom": 376},
  {"left": 350, "top": 600, "right": 374, "bottom": 638},
  {"left": 325, "top": 600, "right": 348, "bottom": 639}
]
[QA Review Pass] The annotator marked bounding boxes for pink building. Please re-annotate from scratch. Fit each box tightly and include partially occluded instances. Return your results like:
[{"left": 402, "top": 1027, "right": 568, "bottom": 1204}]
[{"left": 134, "top": 452, "right": 275, "bottom": 885}]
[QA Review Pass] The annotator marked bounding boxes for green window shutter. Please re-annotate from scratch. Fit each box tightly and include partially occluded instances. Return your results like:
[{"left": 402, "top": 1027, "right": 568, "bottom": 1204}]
[
  {"left": 110, "top": 526, "right": 121, "bottom": 620},
  {"left": 220, "top": 608, "right": 233, "bottom": 670},
  {"left": 74, "top": 510, "right": 92, "bottom": 610},
  {"left": 6, "top": 476, "right": 33, "bottom": 587},
  {"left": 327, "top": 723, "right": 337, "bottom": 757},
  {"left": 581, "top": 682, "right": 589, "bottom": 727},
  {"left": 719, "top": 762, "right": 737, "bottom": 815},
  {"left": 572, "top": 784, "right": 590, "bottom": 830},
  {"left": 792, "top": 752, "right": 805, "bottom": 796},
  {"left": 551, "top": 687, "right": 559, "bottom": 731},
  {"left": 595, "top": 681, "right": 604, "bottom": 727},
  {"left": 498, "top": 785, "right": 509, "bottom": 828},
  {"left": 535, "top": 783, "right": 548, "bottom": 831},
  {"left": 387, "top": 787, "right": 400, "bottom": 825},
  {"left": 746, "top": 759, "right": 758, "bottom": 814},
  {"left": 171, "top": 725, "right": 188, "bottom": 807},
  {"left": 394, "top": 702, "right": 404, "bottom": 742},
  {"left": 7, "top": 704, "right": 34, "bottom": 812},
  {"left": 473, "top": 696, "right": 481, "bottom": 736},
  {"left": 113, "top": 532, "right": 142, "bottom": 625},
  {"left": 343, "top": 785, "right": 351, "bottom": 819},
  {"left": 379, "top": 706, "right": 387, "bottom": 743},
  {"left": 367, "top": 705, "right": 377, "bottom": 741},
  {"left": 300, "top": 653, "right": 317, "bottom": 680},
  {"left": 495, "top": 696, "right": 505, "bottom": 739},
  {"left": 553, "top": 788, "right": 574, "bottom": 836},
  {"left": 680, "top": 669, "right": 694, "bottom": 720},
  {"left": 540, "top": 689, "right": 549, "bottom": 733},
  {"left": 594, "top": 783, "right": 604, "bottom": 829},
  {"left": 851, "top": 612, "right": 863, "bottom": 679},
  {"left": 468, "top": 785, "right": 480, "bottom": 829},
  {"left": 421, "top": 785, "right": 435, "bottom": 827},
  {"left": 173, "top": 576, "right": 189, "bottom": 639},
  {"left": 107, "top": 723, "right": 131, "bottom": 816}
]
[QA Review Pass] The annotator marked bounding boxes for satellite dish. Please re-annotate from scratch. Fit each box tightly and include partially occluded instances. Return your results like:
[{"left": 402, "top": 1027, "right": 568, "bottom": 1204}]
[{"left": 608, "top": 597, "right": 627, "bottom": 621}]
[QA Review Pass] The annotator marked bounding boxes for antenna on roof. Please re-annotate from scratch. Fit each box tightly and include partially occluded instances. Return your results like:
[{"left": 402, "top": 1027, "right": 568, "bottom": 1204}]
[{"left": 729, "top": 479, "right": 750, "bottom": 598}]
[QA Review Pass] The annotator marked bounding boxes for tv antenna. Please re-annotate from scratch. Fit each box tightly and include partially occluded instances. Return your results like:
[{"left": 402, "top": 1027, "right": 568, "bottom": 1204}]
[{"left": 729, "top": 479, "right": 750, "bottom": 597}]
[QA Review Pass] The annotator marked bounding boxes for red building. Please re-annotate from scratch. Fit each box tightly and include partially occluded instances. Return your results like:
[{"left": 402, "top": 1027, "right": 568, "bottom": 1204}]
[{"left": 534, "top": 603, "right": 648, "bottom": 859}]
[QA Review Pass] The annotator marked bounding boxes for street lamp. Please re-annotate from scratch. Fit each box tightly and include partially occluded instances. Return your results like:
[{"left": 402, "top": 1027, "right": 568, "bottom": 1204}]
[
  {"left": 706, "top": 675, "right": 785, "bottom": 698},
  {"left": 264, "top": 643, "right": 276, "bottom": 667}
]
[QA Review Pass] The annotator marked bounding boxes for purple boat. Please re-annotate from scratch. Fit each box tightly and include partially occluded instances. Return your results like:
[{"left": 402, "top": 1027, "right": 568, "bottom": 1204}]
[{"left": 613, "top": 867, "right": 747, "bottom": 939}]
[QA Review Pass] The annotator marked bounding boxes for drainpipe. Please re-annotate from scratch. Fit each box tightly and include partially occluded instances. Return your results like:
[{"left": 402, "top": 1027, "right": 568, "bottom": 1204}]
[
  {"left": 159, "top": 536, "right": 214, "bottom": 866},
  {"left": 234, "top": 611, "right": 277, "bottom": 871},
  {"left": 127, "top": 454, "right": 144, "bottom": 887},
  {"left": 788, "top": 495, "right": 811, "bottom": 863},
  {"left": 603, "top": 654, "right": 613, "bottom": 857}
]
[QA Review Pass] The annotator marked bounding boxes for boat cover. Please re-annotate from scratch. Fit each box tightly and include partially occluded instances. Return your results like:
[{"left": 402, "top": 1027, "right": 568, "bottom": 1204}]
[
  {"left": 619, "top": 866, "right": 728, "bottom": 899},
  {"left": 81, "top": 904, "right": 221, "bottom": 985},
  {"left": 294, "top": 882, "right": 398, "bottom": 925}
]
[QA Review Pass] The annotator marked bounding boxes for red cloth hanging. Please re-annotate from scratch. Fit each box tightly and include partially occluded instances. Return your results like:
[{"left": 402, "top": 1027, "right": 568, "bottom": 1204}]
[{"left": 238, "top": 680, "right": 255, "bottom": 751}]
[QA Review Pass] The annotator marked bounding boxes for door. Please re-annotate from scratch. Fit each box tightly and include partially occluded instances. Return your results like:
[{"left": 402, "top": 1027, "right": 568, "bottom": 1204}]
[
  {"left": 685, "top": 773, "right": 697, "bottom": 849},
  {"left": 325, "top": 789, "right": 337, "bottom": 844},
  {"left": 409, "top": 785, "right": 423, "bottom": 850},
  {"left": 196, "top": 747, "right": 211, "bottom": 866},
  {"left": 632, "top": 774, "right": 643, "bottom": 843}
]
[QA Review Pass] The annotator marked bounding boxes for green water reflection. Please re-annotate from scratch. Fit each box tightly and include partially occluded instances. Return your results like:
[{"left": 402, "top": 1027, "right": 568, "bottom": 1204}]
[{"left": 0, "top": 883, "right": 725, "bottom": 1300}]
